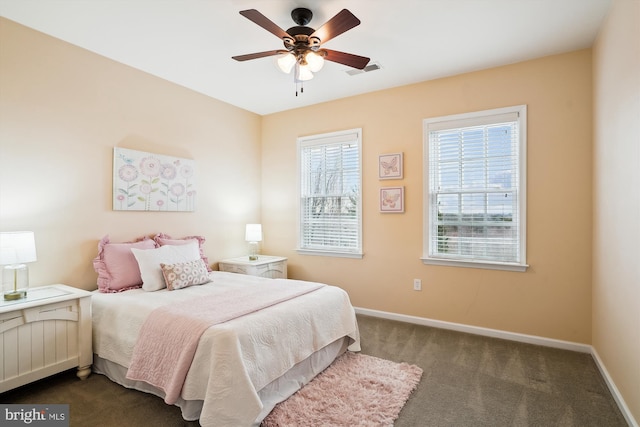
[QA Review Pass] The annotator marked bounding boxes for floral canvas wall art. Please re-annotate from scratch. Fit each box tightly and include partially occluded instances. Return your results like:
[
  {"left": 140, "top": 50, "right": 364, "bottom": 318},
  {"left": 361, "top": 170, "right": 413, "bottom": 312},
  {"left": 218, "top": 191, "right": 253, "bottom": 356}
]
[{"left": 113, "top": 148, "right": 196, "bottom": 212}]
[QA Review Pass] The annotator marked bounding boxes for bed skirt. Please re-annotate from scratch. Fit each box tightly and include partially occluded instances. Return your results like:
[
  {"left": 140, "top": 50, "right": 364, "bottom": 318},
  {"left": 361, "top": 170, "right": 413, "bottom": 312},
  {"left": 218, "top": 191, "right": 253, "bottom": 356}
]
[{"left": 92, "top": 336, "right": 349, "bottom": 425}]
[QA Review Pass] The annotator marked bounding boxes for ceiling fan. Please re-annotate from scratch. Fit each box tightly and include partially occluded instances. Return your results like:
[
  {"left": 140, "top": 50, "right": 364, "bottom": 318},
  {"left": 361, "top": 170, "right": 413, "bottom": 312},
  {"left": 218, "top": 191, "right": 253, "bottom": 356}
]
[{"left": 232, "top": 8, "right": 370, "bottom": 87}]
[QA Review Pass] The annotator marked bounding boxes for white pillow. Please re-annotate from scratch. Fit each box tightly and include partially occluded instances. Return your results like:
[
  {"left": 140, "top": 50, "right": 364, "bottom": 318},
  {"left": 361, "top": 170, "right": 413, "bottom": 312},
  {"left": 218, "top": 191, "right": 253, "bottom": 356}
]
[{"left": 131, "top": 241, "right": 200, "bottom": 291}]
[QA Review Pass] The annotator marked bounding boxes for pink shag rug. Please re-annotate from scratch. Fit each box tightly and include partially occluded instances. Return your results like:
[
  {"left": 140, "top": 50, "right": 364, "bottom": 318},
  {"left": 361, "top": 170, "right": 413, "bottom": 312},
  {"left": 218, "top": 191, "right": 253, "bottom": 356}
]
[{"left": 261, "top": 352, "right": 423, "bottom": 426}]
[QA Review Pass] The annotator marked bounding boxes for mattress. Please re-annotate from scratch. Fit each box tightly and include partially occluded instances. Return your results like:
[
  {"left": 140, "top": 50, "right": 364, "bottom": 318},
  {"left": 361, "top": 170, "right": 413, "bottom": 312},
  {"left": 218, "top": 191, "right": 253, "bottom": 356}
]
[{"left": 91, "top": 271, "right": 360, "bottom": 426}]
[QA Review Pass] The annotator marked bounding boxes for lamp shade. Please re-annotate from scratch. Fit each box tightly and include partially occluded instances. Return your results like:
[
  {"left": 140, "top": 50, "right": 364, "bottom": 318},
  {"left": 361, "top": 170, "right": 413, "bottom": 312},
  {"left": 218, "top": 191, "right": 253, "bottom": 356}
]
[
  {"left": 295, "top": 64, "right": 314, "bottom": 82},
  {"left": 277, "top": 53, "right": 296, "bottom": 74},
  {"left": 245, "top": 224, "right": 263, "bottom": 242},
  {"left": 305, "top": 51, "right": 325, "bottom": 72},
  {"left": 0, "top": 231, "right": 37, "bottom": 265}
]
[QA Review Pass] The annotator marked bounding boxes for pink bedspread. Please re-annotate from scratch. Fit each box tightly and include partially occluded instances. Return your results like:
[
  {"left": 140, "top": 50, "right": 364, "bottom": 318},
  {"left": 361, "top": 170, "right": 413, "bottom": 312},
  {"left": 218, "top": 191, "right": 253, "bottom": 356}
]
[{"left": 125, "top": 279, "right": 324, "bottom": 404}]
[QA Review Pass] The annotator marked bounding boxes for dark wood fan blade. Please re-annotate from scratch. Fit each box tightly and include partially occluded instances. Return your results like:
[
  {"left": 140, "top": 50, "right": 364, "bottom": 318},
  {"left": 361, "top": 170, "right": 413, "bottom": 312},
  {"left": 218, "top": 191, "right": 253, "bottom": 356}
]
[
  {"left": 239, "top": 9, "right": 291, "bottom": 41},
  {"left": 323, "top": 49, "right": 370, "bottom": 69},
  {"left": 309, "top": 9, "right": 361, "bottom": 44},
  {"left": 232, "top": 50, "right": 284, "bottom": 61}
]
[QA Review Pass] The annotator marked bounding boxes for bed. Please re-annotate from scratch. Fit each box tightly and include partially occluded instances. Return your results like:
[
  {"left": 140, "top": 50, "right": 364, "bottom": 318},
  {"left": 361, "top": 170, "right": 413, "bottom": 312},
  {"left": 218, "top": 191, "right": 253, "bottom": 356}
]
[{"left": 91, "top": 270, "right": 360, "bottom": 426}]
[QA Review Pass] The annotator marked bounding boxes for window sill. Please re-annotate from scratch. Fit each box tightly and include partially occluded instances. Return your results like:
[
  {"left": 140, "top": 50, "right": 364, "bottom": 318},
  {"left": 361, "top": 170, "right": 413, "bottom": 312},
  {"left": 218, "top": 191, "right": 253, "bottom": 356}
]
[
  {"left": 297, "top": 249, "right": 363, "bottom": 259},
  {"left": 421, "top": 257, "right": 528, "bottom": 272}
]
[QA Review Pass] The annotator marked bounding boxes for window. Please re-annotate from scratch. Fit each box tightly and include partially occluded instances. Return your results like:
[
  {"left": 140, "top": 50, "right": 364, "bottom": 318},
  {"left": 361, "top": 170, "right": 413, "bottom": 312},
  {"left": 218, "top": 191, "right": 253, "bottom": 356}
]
[
  {"left": 297, "top": 128, "right": 362, "bottom": 258},
  {"left": 423, "top": 105, "right": 527, "bottom": 271}
]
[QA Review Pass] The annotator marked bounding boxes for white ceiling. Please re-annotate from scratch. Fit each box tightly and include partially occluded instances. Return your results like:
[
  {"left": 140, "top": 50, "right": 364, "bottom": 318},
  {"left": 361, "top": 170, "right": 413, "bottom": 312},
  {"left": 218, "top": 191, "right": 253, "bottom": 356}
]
[{"left": 0, "top": 0, "right": 611, "bottom": 115}]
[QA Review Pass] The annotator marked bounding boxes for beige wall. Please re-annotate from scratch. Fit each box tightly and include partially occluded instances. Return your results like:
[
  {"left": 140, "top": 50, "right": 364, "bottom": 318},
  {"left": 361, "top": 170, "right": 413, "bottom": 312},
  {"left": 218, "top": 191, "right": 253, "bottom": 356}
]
[
  {"left": 593, "top": 0, "right": 640, "bottom": 422},
  {"left": 1, "top": 7, "right": 637, "bottom": 424},
  {"left": 0, "top": 18, "right": 262, "bottom": 290},
  {"left": 262, "top": 50, "right": 594, "bottom": 344}
]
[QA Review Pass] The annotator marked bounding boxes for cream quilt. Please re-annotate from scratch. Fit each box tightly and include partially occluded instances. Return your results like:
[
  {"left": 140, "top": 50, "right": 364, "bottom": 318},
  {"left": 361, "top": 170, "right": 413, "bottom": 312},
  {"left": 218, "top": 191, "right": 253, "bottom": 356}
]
[{"left": 91, "top": 271, "right": 360, "bottom": 427}]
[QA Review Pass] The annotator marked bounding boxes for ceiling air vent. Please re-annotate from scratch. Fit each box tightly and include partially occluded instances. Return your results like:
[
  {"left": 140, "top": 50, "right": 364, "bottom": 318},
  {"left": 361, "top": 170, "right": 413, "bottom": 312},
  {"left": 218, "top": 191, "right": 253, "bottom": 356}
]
[{"left": 346, "top": 62, "right": 381, "bottom": 76}]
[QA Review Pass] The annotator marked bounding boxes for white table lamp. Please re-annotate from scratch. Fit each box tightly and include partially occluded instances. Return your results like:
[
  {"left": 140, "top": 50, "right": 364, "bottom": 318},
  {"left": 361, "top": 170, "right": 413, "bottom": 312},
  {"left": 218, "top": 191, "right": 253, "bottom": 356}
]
[
  {"left": 0, "top": 231, "right": 37, "bottom": 301},
  {"left": 245, "top": 224, "right": 262, "bottom": 261}
]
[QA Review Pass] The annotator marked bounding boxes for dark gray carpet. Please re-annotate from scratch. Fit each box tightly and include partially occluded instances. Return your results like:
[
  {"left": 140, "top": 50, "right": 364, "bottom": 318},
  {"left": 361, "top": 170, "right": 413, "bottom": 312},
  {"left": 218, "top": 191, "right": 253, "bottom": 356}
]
[
  {"left": 357, "top": 315, "right": 627, "bottom": 427},
  {"left": 1, "top": 314, "right": 628, "bottom": 426}
]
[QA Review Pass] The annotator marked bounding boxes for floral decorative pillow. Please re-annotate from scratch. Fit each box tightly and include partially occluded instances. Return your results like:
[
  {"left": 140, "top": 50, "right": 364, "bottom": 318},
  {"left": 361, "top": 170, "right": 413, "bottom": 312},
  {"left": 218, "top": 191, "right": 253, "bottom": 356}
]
[{"left": 160, "top": 259, "right": 211, "bottom": 291}]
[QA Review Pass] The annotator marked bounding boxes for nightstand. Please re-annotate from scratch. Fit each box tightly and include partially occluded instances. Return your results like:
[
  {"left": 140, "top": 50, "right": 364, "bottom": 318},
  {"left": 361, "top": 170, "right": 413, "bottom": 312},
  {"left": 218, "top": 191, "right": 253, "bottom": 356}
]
[
  {"left": 218, "top": 256, "right": 288, "bottom": 279},
  {"left": 0, "top": 284, "right": 93, "bottom": 393}
]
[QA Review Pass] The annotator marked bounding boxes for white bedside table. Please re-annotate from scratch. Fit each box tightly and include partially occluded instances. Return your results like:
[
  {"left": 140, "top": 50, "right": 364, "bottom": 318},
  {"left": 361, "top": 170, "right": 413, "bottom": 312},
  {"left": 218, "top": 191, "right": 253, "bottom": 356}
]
[
  {"left": 218, "top": 256, "right": 288, "bottom": 279},
  {"left": 0, "top": 284, "right": 92, "bottom": 393}
]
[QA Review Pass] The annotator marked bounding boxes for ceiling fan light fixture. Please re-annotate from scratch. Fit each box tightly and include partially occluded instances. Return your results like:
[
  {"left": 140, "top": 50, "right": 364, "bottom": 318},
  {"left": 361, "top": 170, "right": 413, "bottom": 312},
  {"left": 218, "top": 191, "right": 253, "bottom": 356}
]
[
  {"left": 305, "top": 51, "right": 325, "bottom": 72},
  {"left": 295, "top": 63, "right": 314, "bottom": 82},
  {"left": 277, "top": 52, "right": 296, "bottom": 73},
  {"left": 233, "top": 8, "right": 369, "bottom": 95}
]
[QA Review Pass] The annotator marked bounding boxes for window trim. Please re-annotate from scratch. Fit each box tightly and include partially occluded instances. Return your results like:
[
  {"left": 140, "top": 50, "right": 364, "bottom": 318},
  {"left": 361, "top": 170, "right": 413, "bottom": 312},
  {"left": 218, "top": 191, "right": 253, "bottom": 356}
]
[
  {"left": 422, "top": 105, "right": 528, "bottom": 272},
  {"left": 296, "top": 128, "right": 363, "bottom": 259}
]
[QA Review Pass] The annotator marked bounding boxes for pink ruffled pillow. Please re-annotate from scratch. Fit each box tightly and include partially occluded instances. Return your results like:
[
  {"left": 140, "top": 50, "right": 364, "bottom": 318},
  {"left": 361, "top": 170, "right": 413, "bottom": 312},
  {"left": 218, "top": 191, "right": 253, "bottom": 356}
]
[
  {"left": 93, "top": 235, "right": 157, "bottom": 293},
  {"left": 153, "top": 233, "right": 211, "bottom": 271}
]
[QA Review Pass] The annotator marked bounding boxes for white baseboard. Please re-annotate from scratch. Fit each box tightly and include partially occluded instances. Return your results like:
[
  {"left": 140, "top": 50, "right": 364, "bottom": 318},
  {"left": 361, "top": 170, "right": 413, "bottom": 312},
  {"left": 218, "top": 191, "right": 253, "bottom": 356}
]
[
  {"left": 591, "top": 347, "right": 639, "bottom": 427},
  {"left": 355, "top": 307, "right": 591, "bottom": 352},
  {"left": 355, "top": 307, "right": 638, "bottom": 427}
]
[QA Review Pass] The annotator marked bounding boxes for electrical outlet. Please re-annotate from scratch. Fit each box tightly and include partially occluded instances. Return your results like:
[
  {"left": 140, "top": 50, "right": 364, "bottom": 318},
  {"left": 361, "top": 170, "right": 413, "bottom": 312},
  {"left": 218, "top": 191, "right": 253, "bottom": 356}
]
[{"left": 413, "top": 279, "right": 422, "bottom": 291}]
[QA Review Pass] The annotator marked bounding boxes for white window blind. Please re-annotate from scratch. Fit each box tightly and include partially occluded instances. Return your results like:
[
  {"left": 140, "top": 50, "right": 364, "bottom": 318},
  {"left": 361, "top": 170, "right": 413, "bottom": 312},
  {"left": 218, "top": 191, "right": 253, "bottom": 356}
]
[
  {"left": 298, "top": 129, "right": 362, "bottom": 257},
  {"left": 423, "top": 106, "right": 527, "bottom": 271}
]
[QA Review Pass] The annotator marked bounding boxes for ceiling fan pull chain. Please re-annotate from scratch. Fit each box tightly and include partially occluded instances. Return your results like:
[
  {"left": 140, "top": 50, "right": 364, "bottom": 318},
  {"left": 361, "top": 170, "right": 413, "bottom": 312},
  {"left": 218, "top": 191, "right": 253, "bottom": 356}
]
[{"left": 295, "top": 76, "right": 305, "bottom": 97}]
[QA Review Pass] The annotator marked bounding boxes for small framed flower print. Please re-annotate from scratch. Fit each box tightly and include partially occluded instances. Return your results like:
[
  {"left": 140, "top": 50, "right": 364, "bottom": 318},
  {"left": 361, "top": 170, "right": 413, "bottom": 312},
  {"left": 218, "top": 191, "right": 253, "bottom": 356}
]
[
  {"left": 378, "top": 152, "right": 403, "bottom": 180},
  {"left": 380, "top": 187, "right": 404, "bottom": 213}
]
